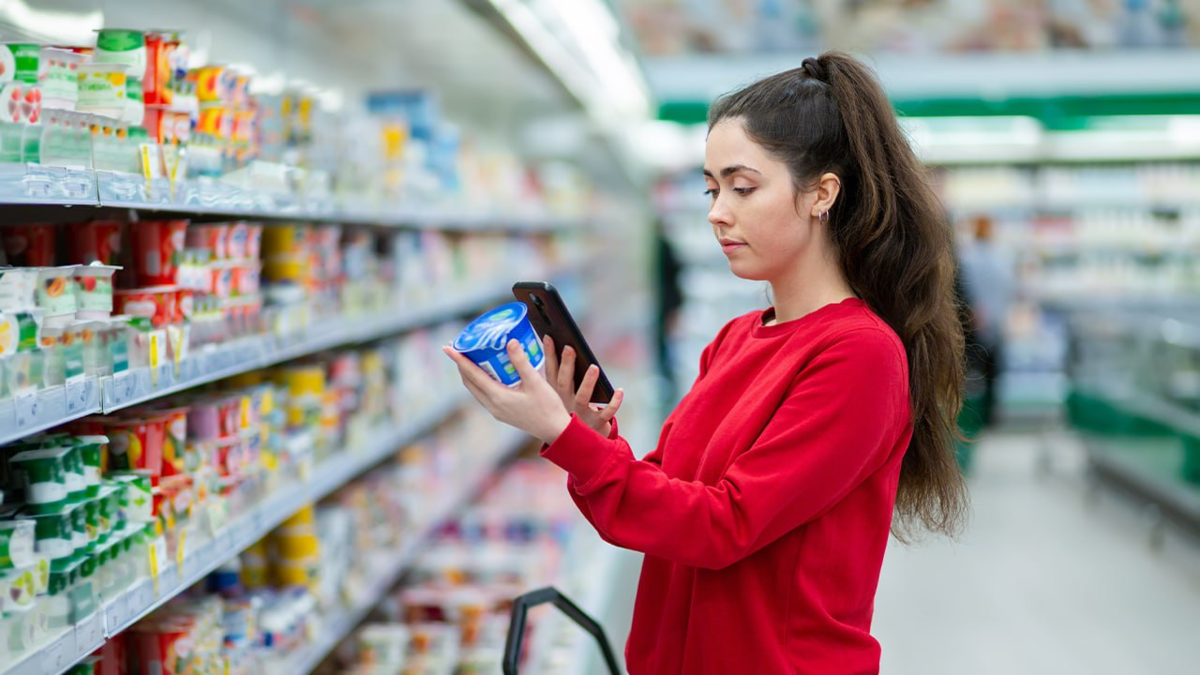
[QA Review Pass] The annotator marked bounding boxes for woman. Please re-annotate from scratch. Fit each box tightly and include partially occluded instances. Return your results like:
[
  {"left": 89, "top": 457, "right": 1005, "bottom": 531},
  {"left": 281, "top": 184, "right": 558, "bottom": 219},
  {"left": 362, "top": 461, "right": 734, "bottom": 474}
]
[{"left": 444, "top": 51, "right": 967, "bottom": 675}]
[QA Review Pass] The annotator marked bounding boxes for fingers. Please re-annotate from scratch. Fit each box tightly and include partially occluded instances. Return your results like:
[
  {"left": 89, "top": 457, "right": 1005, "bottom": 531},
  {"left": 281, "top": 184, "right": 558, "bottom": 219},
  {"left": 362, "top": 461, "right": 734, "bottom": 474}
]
[
  {"left": 599, "top": 388, "right": 625, "bottom": 422},
  {"left": 543, "top": 335, "right": 559, "bottom": 380},
  {"left": 557, "top": 346, "right": 576, "bottom": 396},
  {"left": 507, "top": 339, "right": 543, "bottom": 386},
  {"left": 574, "top": 364, "right": 599, "bottom": 409},
  {"left": 442, "top": 346, "right": 503, "bottom": 397}
]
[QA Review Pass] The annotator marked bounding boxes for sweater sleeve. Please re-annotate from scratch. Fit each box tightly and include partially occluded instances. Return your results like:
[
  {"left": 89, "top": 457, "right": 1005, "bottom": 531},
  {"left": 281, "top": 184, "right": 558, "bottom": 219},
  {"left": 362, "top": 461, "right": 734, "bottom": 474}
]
[
  {"left": 566, "top": 319, "right": 731, "bottom": 515},
  {"left": 544, "top": 329, "right": 909, "bottom": 570}
]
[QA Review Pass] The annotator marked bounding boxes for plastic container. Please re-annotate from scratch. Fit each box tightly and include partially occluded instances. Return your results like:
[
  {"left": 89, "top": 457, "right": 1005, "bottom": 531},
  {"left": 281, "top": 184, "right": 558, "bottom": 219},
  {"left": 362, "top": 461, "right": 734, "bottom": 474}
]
[
  {"left": 94, "top": 28, "right": 146, "bottom": 72},
  {"left": 61, "top": 443, "right": 87, "bottom": 504},
  {"left": 102, "top": 416, "right": 166, "bottom": 481},
  {"left": 1, "top": 43, "right": 41, "bottom": 85},
  {"left": 73, "top": 435, "right": 107, "bottom": 497},
  {"left": 0, "top": 519, "right": 36, "bottom": 569},
  {"left": 35, "top": 265, "right": 79, "bottom": 328},
  {"left": 73, "top": 264, "right": 121, "bottom": 319},
  {"left": 2, "top": 223, "right": 57, "bottom": 267},
  {"left": 25, "top": 509, "right": 72, "bottom": 568},
  {"left": 67, "top": 220, "right": 123, "bottom": 266},
  {"left": 0, "top": 267, "right": 39, "bottom": 311},
  {"left": 76, "top": 63, "right": 128, "bottom": 119},
  {"left": 107, "top": 472, "right": 154, "bottom": 523},
  {"left": 132, "top": 219, "right": 188, "bottom": 286},
  {"left": 38, "top": 47, "right": 84, "bottom": 110},
  {"left": 452, "top": 302, "right": 545, "bottom": 387},
  {"left": 114, "top": 286, "right": 176, "bottom": 327},
  {"left": 8, "top": 447, "right": 71, "bottom": 515}
]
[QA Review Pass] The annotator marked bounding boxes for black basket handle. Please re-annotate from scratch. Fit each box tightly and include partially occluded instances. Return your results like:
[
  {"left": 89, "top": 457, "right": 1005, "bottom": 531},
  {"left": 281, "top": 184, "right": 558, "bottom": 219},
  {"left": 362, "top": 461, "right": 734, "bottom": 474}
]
[{"left": 502, "top": 586, "right": 623, "bottom": 675}]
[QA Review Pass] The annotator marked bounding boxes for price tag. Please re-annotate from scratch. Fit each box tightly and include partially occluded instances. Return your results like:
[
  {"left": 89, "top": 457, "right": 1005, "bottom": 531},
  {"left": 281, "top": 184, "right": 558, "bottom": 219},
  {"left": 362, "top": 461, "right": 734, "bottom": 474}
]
[
  {"left": 176, "top": 528, "right": 188, "bottom": 569},
  {"left": 75, "top": 613, "right": 104, "bottom": 653},
  {"left": 66, "top": 378, "right": 94, "bottom": 415},
  {"left": 156, "top": 364, "right": 173, "bottom": 388},
  {"left": 113, "top": 371, "right": 136, "bottom": 406},
  {"left": 105, "top": 595, "right": 128, "bottom": 634},
  {"left": 40, "top": 632, "right": 75, "bottom": 674},
  {"left": 132, "top": 578, "right": 155, "bottom": 612},
  {"left": 14, "top": 389, "right": 39, "bottom": 429}
]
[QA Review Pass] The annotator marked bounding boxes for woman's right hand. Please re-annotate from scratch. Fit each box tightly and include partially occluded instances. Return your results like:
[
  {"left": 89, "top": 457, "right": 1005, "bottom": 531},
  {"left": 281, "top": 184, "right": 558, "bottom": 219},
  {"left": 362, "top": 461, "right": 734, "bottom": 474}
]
[{"left": 543, "top": 335, "right": 624, "bottom": 438}]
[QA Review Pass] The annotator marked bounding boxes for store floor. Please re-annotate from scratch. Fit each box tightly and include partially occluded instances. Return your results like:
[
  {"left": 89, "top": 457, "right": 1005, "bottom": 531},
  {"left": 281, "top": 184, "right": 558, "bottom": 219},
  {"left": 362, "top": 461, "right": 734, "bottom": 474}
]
[{"left": 874, "top": 430, "right": 1200, "bottom": 675}]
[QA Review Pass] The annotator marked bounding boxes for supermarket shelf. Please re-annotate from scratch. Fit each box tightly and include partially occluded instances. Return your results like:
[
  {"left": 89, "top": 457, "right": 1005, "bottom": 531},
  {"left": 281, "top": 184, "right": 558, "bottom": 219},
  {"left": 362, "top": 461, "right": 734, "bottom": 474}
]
[
  {"left": 2, "top": 394, "right": 473, "bottom": 675},
  {"left": 279, "top": 425, "right": 532, "bottom": 675},
  {"left": 0, "top": 284, "right": 509, "bottom": 446},
  {"left": 0, "top": 166, "right": 571, "bottom": 234},
  {"left": 1085, "top": 437, "right": 1200, "bottom": 539}
]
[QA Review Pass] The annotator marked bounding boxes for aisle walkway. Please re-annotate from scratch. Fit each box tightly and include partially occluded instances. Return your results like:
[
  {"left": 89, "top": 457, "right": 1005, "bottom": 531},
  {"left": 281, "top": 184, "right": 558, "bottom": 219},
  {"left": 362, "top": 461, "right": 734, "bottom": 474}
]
[{"left": 874, "top": 432, "right": 1200, "bottom": 675}]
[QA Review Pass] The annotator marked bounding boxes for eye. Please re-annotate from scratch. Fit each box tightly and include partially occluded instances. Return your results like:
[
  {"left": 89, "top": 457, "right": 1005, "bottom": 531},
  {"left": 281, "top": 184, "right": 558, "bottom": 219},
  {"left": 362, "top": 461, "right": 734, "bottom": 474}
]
[
  {"left": 732, "top": 187, "right": 755, "bottom": 196},
  {"left": 703, "top": 188, "right": 717, "bottom": 198}
]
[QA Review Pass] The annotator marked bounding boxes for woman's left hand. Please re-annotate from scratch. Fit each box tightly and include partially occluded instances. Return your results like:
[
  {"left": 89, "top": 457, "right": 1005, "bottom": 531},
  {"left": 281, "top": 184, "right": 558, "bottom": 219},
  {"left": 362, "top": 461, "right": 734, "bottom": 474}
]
[{"left": 443, "top": 340, "right": 574, "bottom": 445}]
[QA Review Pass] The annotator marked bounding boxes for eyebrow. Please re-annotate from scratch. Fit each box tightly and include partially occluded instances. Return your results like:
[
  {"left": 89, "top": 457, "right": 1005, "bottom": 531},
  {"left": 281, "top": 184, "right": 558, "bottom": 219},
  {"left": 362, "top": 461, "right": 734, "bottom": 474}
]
[{"left": 702, "top": 164, "right": 762, "bottom": 179}]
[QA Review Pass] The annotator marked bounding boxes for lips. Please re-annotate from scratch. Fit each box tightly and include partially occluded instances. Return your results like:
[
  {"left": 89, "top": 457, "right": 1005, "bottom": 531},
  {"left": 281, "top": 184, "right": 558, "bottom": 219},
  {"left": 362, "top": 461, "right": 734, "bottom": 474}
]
[{"left": 718, "top": 237, "right": 746, "bottom": 255}]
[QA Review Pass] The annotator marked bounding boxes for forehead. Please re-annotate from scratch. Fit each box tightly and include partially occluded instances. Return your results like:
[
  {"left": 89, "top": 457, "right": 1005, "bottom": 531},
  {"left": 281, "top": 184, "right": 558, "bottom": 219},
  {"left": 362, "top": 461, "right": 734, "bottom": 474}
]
[{"left": 704, "top": 119, "right": 778, "bottom": 173}]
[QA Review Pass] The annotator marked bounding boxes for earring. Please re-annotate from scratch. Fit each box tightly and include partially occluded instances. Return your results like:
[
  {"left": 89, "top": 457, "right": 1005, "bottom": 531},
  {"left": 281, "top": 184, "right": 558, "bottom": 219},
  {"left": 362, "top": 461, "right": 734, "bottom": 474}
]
[{"left": 819, "top": 209, "right": 829, "bottom": 222}]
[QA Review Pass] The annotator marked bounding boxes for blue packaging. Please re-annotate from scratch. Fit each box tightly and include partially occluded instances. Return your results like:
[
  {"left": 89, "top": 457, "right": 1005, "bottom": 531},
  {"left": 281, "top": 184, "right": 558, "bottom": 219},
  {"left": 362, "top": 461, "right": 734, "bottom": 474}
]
[{"left": 453, "top": 302, "right": 545, "bottom": 387}]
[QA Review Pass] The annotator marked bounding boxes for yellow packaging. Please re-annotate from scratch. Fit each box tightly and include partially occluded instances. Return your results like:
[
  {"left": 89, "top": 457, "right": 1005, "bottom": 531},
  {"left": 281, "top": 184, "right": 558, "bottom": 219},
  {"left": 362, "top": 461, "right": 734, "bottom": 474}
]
[{"left": 274, "top": 533, "right": 319, "bottom": 559}]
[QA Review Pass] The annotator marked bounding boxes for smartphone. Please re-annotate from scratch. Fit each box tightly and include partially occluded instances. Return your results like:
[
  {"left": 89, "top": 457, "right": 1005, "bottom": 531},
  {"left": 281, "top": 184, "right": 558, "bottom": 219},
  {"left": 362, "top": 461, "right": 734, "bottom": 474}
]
[{"left": 513, "top": 281, "right": 614, "bottom": 404}]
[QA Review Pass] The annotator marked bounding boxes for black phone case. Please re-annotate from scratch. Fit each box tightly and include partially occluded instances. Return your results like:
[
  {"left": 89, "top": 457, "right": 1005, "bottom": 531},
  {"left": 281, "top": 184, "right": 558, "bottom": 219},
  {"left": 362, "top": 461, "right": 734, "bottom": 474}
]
[{"left": 513, "top": 281, "right": 614, "bottom": 404}]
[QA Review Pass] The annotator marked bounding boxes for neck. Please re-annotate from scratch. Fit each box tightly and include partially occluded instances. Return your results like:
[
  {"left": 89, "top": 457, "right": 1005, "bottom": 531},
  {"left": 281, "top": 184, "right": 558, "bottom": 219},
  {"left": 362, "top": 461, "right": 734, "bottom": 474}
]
[{"left": 768, "top": 248, "right": 856, "bottom": 324}]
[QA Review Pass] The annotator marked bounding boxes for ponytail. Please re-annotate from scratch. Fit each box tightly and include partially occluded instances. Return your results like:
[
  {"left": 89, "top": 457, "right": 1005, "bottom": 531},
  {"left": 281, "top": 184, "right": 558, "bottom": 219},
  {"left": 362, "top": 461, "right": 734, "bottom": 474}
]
[{"left": 709, "top": 51, "right": 968, "bottom": 539}]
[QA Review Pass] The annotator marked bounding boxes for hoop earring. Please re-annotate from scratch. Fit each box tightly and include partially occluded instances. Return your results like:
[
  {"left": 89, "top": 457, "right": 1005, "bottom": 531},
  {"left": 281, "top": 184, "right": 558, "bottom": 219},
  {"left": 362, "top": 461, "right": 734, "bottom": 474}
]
[{"left": 819, "top": 209, "right": 829, "bottom": 222}]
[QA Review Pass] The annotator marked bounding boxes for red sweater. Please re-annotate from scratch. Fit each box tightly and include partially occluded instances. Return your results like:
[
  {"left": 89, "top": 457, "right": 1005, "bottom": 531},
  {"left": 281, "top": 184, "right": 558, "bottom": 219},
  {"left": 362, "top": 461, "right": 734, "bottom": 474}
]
[{"left": 542, "top": 298, "right": 912, "bottom": 674}]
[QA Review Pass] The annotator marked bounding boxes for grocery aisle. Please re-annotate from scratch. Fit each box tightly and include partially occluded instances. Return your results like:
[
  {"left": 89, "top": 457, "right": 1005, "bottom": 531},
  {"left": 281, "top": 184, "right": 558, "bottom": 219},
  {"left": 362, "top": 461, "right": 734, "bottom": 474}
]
[{"left": 875, "top": 431, "right": 1200, "bottom": 675}]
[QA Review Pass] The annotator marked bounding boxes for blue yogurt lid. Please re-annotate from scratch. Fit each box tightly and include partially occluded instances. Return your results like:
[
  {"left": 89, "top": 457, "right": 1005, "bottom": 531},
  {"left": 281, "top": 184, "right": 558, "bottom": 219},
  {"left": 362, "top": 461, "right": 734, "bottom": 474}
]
[{"left": 453, "top": 302, "right": 529, "bottom": 353}]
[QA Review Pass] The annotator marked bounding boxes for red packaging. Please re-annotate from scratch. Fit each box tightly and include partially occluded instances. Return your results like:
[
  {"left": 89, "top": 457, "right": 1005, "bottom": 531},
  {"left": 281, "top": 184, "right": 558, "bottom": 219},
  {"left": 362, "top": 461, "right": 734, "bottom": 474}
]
[
  {"left": 226, "top": 221, "right": 249, "bottom": 259},
  {"left": 175, "top": 288, "right": 193, "bottom": 321},
  {"left": 68, "top": 220, "right": 123, "bottom": 265},
  {"left": 143, "top": 32, "right": 172, "bottom": 106},
  {"left": 2, "top": 223, "right": 57, "bottom": 266},
  {"left": 148, "top": 407, "right": 190, "bottom": 477},
  {"left": 114, "top": 287, "right": 176, "bottom": 327},
  {"left": 143, "top": 105, "right": 189, "bottom": 145},
  {"left": 102, "top": 416, "right": 167, "bottom": 482},
  {"left": 132, "top": 220, "right": 188, "bottom": 285},
  {"left": 231, "top": 264, "right": 260, "bottom": 296},
  {"left": 245, "top": 223, "right": 262, "bottom": 260},
  {"left": 210, "top": 265, "right": 233, "bottom": 299},
  {"left": 91, "top": 630, "right": 128, "bottom": 675},
  {"left": 185, "top": 223, "right": 228, "bottom": 260},
  {"left": 216, "top": 396, "right": 241, "bottom": 436},
  {"left": 215, "top": 437, "right": 244, "bottom": 477},
  {"left": 130, "top": 624, "right": 191, "bottom": 675}
]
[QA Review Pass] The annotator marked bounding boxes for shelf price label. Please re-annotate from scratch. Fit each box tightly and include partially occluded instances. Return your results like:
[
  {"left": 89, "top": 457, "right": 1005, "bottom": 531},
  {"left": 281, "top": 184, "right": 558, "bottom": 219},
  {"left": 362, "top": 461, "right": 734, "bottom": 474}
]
[
  {"left": 105, "top": 595, "right": 128, "bottom": 635},
  {"left": 75, "top": 613, "right": 104, "bottom": 653},
  {"left": 13, "top": 389, "right": 39, "bottom": 429},
  {"left": 66, "top": 379, "right": 94, "bottom": 415},
  {"left": 39, "top": 632, "right": 75, "bottom": 675}
]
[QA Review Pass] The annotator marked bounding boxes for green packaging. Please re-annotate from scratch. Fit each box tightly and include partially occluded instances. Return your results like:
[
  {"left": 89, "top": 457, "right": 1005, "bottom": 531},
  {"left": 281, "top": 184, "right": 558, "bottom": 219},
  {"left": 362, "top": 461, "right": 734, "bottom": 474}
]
[
  {"left": 0, "top": 43, "right": 40, "bottom": 85},
  {"left": 26, "top": 508, "right": 73, "bottom": 570},
  {"left": 75, "top": 436, "right": 108, "bottom": 498},
  {"left": 81, "top": 498, "right": 99, "bottom": 553},
  {"left": 109, "top": 471, "right": 153, "bottom": 523},
  {"left": 8, "top": 447, "right": 71, "bottom": 514},
  {"left": 0, "top": 519, "right": 35, "bottom": 569},
  {"left": 62, "top": 444, "right": 88, "bottom": 504}
]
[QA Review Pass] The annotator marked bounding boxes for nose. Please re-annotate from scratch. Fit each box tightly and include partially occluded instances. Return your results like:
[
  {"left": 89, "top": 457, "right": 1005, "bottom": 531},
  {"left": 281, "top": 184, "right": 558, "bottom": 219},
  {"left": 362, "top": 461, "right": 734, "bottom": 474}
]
[{"left": 707, "top": 193, "right": 731, "bottom": 229}]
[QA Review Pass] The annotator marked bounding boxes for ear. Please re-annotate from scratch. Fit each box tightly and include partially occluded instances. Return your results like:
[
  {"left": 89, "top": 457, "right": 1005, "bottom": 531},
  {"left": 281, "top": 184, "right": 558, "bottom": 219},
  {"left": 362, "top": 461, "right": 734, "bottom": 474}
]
[{"left": 809, "top": 173, "right": 842, "bottom": 218}]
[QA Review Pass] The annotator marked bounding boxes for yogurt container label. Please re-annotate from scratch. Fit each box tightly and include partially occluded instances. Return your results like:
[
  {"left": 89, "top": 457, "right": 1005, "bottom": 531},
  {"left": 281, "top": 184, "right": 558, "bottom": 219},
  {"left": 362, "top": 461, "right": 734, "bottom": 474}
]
[{"left": 452, "top": 302, "right": 545, "bottom": 387}]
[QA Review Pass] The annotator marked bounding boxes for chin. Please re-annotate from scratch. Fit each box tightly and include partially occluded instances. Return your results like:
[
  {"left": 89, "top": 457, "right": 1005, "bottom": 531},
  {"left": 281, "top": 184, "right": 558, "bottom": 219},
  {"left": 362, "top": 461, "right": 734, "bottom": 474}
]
[{"left": 727, "top": 259, "right": 768, "bottom": 281}]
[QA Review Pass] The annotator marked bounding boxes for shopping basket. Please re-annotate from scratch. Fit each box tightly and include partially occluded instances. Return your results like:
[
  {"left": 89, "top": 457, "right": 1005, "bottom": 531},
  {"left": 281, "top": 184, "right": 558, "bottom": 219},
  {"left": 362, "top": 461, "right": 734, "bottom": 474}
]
[{"left": 503, "top": 586, "right": 623, "bottom": 675}]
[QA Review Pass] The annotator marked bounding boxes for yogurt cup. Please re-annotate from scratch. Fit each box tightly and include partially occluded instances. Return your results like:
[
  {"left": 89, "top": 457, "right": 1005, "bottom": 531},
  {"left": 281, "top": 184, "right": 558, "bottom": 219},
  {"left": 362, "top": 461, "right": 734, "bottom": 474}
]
[
  {"left": 67, "top": 220, "right": 123, "bottom": 266},
  {"left": 95, "top": 28, "right": 146, "bottom": 70},
  {"left": 0, "top": 309, "right": 40, "bottom": 359},
  {"left": 25, "top": 510, "right": 72, "bottom": 569},
  {"left": 61, "top": 443, "right": 87, "bottom": 504},
  {"left": 35, "top": 266, "right": 80, "bottom": 328},
  {"left": 102, "top": 416, "right": 166, "bottom": 481},
  {"left": 114, "top": 285, "right": 175, "bottom": 327},
  {"left": 73, "top": 435, "right": 107, "bottom": 497},
  {"left": 0, "top": 519, "right": 36, "bottom": 569},
  {"left": 452, "top": 302, "right": 545, "bottom": 387},
  {"left": 1, "top": 43, "right": 40, "bottom": 85},
  {"left": 73, "top": 263, "right": 121, "bottom": 320},
  {"left": 76, "top": 62, "right": 128, "bottom": 119},
  {"left": 107, "top": 472, "right": 154, "bottom": 523},
  {"left": 8, "top": 447, "right": 71, "bottom": 514},
  {"left": 0, "top": 267, "right": 39, "bottom": 311},
  {"left": 2, "top": 223, "right": 57, "bottom": 267},
  {"left": 132, "top": 219, "right": 188, "bottom": 286},
  {"left": 38, "top": 47, "right": 84, "bottom": 110}
]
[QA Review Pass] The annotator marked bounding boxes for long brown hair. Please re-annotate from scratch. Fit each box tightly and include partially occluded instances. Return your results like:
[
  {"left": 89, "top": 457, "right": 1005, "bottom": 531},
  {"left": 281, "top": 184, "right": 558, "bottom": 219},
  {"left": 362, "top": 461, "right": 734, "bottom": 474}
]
[{"left": 708, "top": 51, "right": 968, "bottom": 539}]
